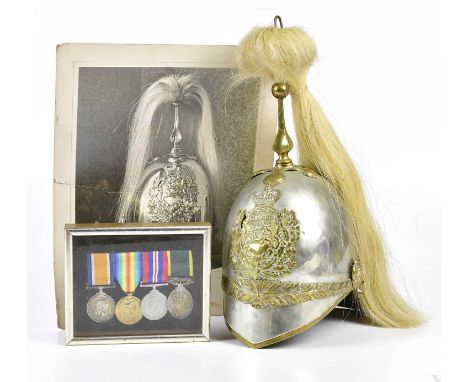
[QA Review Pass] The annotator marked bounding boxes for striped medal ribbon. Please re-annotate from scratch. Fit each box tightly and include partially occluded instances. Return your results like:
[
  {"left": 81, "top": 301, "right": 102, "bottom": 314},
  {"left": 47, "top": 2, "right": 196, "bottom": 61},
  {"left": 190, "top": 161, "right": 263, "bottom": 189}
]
[
  {"left": 142, "top": 251, "right": 169, "bottom": 285},
  {"left": 85, "top": 253, "right": 116, "bottom": 323},
  {"left": 168, "top": 250, "right": 193, "bottom": 278},
  {"left": 167, "top": 250, "right": 194, "bottom": 320},
  {"left": 114, "top": 252, "right": 143, "bottom": 293},
  {"left": 114, "top": 252, "right": 144, "bottom": 325},
  {"left": 87, "top": 252, "right": 115, "bottom": 287}
]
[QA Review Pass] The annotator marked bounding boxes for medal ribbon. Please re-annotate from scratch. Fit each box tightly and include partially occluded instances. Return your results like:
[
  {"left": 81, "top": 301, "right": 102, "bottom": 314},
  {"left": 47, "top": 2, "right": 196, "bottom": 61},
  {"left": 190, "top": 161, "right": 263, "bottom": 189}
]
[
  {"left": 142, "top": 251, "right": 169, "bottom": 284},
  {"left": 114, "top": 252, "right": 143, "bottom": 294},
  {"left": 86, "top": 253, "right": 114, "bottom": 287},
  {"left": 168, "top": 250, "right": 193, "bottom": 277}
]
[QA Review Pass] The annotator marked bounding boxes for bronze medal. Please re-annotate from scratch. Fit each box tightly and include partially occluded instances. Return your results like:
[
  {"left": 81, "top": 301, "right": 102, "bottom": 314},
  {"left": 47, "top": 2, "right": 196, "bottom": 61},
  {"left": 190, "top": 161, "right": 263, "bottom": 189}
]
[
  {"left": 167, "top": 283, "right": 193, "bottom": 319},
  {"left": 115, "top": 295, "right": 143, "bottom": 325}
]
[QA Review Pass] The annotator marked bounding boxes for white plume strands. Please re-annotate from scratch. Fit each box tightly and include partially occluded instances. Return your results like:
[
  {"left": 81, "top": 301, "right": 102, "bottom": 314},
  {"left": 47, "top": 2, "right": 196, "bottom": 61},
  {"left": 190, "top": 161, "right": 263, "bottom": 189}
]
[
  {"left": 234, "top": 23, "right": 422, "bottom": 328},
  {"left": 116, "top": 74, "right": 220, "bottom": 225}
]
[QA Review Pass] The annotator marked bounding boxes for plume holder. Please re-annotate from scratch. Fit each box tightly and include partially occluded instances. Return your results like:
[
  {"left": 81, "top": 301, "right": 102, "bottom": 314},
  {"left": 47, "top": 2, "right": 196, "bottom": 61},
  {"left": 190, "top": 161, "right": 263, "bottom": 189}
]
[
  {"left": 169, "top": 102, "right": 182, "bottom": 161},
  {"left": 271, "top": 82, "right": 293, "bottom": 169}
]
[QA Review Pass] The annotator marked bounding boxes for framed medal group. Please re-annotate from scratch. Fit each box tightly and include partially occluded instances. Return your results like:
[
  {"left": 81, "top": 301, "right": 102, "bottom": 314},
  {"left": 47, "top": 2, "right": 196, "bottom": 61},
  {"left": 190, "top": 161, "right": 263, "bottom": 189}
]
[{"left": 64, "top": 223, "right": 210, "bottom": 345}]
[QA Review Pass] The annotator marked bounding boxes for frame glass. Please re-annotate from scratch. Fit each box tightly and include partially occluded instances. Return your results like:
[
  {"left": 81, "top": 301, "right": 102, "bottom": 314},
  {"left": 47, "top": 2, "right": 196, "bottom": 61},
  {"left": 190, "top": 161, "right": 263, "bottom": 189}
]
[{"left": 65, "top": 222, "right": 210, "bottom": 345}]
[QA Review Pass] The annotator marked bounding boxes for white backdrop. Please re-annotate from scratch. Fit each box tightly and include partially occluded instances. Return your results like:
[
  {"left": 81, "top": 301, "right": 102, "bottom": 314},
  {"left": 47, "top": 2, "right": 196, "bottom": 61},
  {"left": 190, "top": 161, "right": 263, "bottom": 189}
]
[{"left": 25, "top": 0, "right": 440, "bottom": 381}]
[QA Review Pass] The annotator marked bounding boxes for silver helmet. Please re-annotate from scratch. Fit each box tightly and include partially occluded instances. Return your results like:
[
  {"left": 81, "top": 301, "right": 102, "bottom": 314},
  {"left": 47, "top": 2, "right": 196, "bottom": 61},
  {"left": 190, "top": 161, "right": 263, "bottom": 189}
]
[
  {"left": 124, "top": 103, "right": 211, "bottom": 223},
  {"left": 222, "top": 82, "right": 362, "bottom": 348},
  {"left": 116, "top": 75, "right": 218, "bottom": 225}
]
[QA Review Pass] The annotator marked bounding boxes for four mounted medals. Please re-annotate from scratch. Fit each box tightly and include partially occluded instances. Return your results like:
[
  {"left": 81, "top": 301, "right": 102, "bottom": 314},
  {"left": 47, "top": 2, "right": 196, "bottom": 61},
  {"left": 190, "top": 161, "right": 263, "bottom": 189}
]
[{"left": 84, "top": 250, "right": 195, "bottom": 326}]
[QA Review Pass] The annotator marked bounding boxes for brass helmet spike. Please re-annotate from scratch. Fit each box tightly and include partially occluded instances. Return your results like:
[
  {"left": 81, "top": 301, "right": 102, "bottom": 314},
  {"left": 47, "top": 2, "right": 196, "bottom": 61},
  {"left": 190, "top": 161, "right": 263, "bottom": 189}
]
[{"left": 271, "top": 82, "right": 293, "bottom": 169}]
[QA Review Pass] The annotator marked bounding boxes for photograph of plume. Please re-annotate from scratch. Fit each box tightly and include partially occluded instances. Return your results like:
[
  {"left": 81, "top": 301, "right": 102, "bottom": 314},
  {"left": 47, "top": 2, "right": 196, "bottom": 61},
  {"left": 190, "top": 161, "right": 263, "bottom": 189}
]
[{"left": 53, "top": 44, "right": 276, "bottom": 328}]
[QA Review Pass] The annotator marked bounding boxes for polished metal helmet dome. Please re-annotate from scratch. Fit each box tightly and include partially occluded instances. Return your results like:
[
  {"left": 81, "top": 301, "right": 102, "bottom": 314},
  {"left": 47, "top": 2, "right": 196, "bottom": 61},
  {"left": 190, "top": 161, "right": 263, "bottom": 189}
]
[
  {"left": 119, "top": 103, "right": 211, "bottom": 223},
  {"left": 222, "top": 83, "right": 362, "bottom": 348}
]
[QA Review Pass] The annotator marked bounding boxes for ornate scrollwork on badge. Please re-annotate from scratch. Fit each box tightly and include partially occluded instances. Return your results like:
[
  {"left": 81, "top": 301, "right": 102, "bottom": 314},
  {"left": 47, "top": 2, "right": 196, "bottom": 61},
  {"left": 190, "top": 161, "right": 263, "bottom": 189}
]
[
  {"left": 229, "top": 185, "right": 300, "bottom": 279},
  {"left": 146, "top": 164, "right": 200, "bottom": 222}
]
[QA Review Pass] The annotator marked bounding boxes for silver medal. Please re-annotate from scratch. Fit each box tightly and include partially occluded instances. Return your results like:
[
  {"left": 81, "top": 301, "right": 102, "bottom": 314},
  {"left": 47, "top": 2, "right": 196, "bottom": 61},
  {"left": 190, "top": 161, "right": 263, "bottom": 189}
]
[
  {"left": 86, "top": 289, "right": 115, "bottom": 323},
  {"left": 141, "top": 287, "right": 168, "bottom": 320},
  {"left": 167, "top": 283, "right": 193, "bottom": 319}
]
